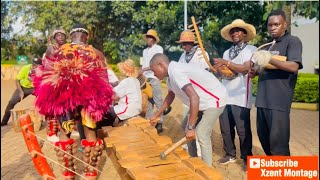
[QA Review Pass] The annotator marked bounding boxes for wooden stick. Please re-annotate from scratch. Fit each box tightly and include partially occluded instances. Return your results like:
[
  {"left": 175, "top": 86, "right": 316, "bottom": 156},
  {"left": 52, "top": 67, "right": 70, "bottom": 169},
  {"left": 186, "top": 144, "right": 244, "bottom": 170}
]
[
  {"left": 160, "top": 137, "right": 187, "bottom": 160},
  {"left": 191, "top": 16, "right": 218, "bottom": 73}
]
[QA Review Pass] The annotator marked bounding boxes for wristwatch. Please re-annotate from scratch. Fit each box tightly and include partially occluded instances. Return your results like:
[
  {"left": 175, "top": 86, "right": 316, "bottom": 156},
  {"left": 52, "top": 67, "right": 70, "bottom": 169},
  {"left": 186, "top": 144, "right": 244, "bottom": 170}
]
[{"left": 187, "top": 124, "right": 194, "bottom": 130}]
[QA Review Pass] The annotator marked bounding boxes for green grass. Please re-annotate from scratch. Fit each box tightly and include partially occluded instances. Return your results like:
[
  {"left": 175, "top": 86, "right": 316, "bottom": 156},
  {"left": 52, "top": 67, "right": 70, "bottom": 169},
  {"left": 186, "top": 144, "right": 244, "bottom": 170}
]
[{"left": 1, "top": 60, "right": 17, "bottom": 64}]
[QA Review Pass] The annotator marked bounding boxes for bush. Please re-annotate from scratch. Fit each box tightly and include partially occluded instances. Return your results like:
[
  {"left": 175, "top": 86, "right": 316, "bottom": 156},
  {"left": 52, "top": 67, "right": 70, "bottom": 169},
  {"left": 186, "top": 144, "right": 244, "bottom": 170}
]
[
  {"left": 252, "top": 73, "right": 319, "bottom": 103},
  {"left": 108, "top": 64, "right": 120, "bottom": 73},
  {"left": 293, "top": 74, "right": 319, "bottom": 103}
]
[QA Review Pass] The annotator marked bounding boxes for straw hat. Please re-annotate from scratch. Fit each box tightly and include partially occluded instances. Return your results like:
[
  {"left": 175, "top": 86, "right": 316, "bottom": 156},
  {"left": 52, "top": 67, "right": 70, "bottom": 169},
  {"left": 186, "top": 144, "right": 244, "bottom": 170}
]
[
  {"left": 176, "top": 30, "right": 197, "bottom": 43},
  {"left": 143, "top": 29, "right": 160, "bottom": 43},
  {"left": 117, "top": 59, "right": 138, "bottom": 78},
  {"left": 220, "top": 19, "right": 256, "bottom": 42}
]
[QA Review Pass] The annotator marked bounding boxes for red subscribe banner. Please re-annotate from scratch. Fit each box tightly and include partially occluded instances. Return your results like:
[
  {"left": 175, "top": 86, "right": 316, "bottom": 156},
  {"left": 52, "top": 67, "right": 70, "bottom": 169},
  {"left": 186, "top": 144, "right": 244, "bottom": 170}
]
[{"left": 247, "top": 156, "right": 319, "bottom": 180}]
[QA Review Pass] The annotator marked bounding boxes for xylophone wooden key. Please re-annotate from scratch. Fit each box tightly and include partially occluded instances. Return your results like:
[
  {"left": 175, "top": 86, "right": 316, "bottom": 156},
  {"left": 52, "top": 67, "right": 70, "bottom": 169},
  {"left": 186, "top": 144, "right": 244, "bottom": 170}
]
[{"left": 103, "top": 117, "right": 222, "bottom": 180}]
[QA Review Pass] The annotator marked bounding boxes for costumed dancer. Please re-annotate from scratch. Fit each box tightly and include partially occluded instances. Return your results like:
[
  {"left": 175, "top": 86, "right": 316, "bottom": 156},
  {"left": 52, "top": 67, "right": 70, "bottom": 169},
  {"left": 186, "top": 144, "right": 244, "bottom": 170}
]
[
  {"left": 44, "top": 28, "right": 67, "bottom": 143},
  {"left": 33, "top": 24, "right": 113, "bottom": 179}
]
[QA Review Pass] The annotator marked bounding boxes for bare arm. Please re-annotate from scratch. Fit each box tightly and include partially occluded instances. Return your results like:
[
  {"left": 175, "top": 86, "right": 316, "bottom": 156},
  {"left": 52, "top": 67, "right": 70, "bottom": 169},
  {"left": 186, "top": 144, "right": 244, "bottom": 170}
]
[
  {"left": 182, "top": 84, "right": 199, "bottom": 141},
  {"left": 269, "top": 59, "right": 299, "bottom": 73},
  {"left": 93, "top": 47, "right": 107, "bottom": 67},
  {"left": 182, "top": 84, "right": 199, "bottom": 127},
  {"left": 15, "top": 80, "right": 23, "bottom": 92},
  {"left": 15, "top": 80, "right": 24, "bottom": 100},
  {"left": 214, "top": 58, "right": 250, "bottom": 74},
  {"left": 150, "top": 91, "right": 175, "bottom": 126}
]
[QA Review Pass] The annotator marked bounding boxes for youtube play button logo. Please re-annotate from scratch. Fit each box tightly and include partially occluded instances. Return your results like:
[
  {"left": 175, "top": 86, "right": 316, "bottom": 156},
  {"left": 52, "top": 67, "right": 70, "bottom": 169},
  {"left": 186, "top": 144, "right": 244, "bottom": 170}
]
[{"left": 250, "top": 158, "right": 260, "bottom": 168}]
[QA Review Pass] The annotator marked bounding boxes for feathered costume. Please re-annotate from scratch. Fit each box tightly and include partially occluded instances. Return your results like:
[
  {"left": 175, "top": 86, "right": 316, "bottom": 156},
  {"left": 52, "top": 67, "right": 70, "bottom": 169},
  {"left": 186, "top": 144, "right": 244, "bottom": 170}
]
[{"left": 33, "top": 43, "right": 113, "bottom": 123}]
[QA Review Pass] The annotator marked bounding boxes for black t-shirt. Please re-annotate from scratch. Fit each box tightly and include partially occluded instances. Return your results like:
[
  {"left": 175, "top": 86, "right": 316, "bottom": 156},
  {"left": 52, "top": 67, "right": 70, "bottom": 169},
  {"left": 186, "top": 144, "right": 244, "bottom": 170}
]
[{"left": 255, "top": 32, "right": 303, "bottom": 112}]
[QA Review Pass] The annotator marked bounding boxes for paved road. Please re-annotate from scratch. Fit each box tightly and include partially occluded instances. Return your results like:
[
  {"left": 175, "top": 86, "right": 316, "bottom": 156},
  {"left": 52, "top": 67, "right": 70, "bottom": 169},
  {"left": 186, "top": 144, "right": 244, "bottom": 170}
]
[{"left": 1, "top": 77, "right": 319, "bottom": 180}]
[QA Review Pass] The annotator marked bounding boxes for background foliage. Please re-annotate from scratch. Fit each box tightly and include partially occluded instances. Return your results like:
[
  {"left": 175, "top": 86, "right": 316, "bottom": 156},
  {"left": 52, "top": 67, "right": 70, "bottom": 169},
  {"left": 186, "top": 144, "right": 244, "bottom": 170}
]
[
  {"left": 1, "top": 1, "right": 319, "bottom": 103},
  {"left": 252, "top": 73, "right": 319, "bottom": 103},
  {"left": 1, "top": 1, "right": 319, "bottom": 64}
]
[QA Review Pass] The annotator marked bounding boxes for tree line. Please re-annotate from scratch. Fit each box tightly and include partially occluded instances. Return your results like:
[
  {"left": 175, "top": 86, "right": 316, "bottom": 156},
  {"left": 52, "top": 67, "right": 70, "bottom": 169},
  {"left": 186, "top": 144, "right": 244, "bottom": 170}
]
[{"left": 1, "top": 1, "right": 319, "bottom": 64}]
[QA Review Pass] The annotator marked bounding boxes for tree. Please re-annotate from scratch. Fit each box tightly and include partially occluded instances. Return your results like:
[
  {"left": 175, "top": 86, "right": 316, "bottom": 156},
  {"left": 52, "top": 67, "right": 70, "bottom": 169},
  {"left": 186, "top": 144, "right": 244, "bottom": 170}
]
[
  {"left": 187, "top": 1, "right": 265, "bottom": 57},
  {"left": 263, "top": 1, "right": 319, "bottom": 33},
  {"left": 4, "top": 1, "right": 319, "bottom": 64},
  {"left": 1, "top": 1, "right": 12, "bottom": 40}
]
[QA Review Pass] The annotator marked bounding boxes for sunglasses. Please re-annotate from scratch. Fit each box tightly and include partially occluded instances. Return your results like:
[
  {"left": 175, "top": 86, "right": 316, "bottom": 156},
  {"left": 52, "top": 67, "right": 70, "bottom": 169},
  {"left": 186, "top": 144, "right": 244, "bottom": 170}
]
[{"left": 181, "top": 42, "right": 193, "bottom": 47}]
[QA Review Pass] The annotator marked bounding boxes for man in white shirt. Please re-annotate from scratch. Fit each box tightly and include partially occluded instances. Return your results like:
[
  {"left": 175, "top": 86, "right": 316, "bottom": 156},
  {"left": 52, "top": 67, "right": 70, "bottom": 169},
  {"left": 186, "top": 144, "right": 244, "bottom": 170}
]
[
  {"left": 177, "top": 29, "right": 210, "bottom": 157},
  {"left": 214, "top": 19, "right": 257, "bottom": 172},
  {"left": 110, "top": 59, "right": 142, "bottom": 126},
  {"left": 149, "top": 53, "right": 227, "bottom": 167},
  {"left": 177, "top": 30, "right": 210, "bottom": 70},
  {"left": 140, "top": 29, "right": 165, "bottom": 133}
]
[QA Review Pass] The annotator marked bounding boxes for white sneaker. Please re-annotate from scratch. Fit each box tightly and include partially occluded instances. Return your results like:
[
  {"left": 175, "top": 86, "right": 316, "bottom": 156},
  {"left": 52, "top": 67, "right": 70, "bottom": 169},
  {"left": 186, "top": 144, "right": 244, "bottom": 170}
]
[{"left": 47, "top": 134, "right": 59, "bottom": 143}]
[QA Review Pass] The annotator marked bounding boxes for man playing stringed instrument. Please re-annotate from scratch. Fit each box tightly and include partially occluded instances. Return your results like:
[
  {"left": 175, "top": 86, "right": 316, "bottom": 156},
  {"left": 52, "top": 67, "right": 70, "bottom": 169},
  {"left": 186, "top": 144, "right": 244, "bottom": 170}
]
[
  {"left": 251, "top": 10, "right": 303, "bottom": 157},
  {"left": 214, "top": 19, "right": 257, "bottom": 172}
]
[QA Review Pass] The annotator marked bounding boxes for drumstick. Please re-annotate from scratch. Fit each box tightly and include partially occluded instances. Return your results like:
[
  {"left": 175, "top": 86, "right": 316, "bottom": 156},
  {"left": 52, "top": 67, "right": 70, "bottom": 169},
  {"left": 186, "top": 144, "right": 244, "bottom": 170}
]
[{"left": 160, "top": 137, "right": 187, "bottom": 160}]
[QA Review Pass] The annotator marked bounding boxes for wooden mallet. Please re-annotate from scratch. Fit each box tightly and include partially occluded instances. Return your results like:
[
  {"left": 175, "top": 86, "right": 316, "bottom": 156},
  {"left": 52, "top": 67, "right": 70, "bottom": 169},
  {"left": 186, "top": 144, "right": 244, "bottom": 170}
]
[{"left": 160, "top": 137, "right": 187, "bottom": 160}]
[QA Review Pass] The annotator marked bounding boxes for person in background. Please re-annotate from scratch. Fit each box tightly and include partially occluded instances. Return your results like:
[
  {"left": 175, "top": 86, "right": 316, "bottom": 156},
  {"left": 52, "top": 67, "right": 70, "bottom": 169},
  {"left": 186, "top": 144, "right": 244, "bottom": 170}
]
[
  {"left": 109, "top": 59, "right": 142, "bottom": 126},
  {"left": 139, "top": 29, "right": 165, "bottom": 133},
  {"left": 43, "top": 28, "right": 67, "bottom": 143},
  {"left": 176, "top": 29, "right": 211, "bottom": 157},
  {"left": 1, "top": 58, "right": 42, "bottom": 126}
]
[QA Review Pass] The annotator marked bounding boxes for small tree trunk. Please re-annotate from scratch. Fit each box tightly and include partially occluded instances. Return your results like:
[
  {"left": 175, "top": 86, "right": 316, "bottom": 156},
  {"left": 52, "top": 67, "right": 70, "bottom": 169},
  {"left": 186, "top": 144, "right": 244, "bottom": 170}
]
[{"left": 283, "top": 5, "right": 292, "bottom": 33}]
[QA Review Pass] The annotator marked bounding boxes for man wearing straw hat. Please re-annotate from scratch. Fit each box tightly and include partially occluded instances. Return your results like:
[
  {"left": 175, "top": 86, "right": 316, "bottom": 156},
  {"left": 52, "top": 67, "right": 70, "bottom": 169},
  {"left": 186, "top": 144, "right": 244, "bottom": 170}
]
[
  {"left": 177, "top": 29, "right": 210, "bottom": 70},
  {"left": 149, "top": 53, "right": 227, "bottom": 167},
  {"left": 176, "top": 29, "right": 210, "bottom": 157},
  {"left": 214, "top": 19, "right": 257, "bottom": 172},
  {"left": 140, "top": 29, "right": 165, "bottom": 133},
  {"left": 251, "top": 10, "right": 303, "bottom": 157},
  {"left": 109, "top": 59, "right": 142, "bottom": 126}
]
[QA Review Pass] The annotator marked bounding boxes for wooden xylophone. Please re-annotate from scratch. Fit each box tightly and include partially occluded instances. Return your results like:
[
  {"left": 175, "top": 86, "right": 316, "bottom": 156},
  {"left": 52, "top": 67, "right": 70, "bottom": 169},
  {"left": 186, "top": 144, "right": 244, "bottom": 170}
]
[
  {"left": 11, "top": 108, "right": 43, "bottom": 132},
  {"left": 100, "top": 117, "right": 222, "bottom": 180}
]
